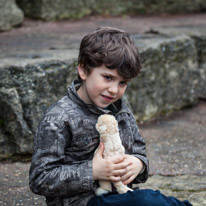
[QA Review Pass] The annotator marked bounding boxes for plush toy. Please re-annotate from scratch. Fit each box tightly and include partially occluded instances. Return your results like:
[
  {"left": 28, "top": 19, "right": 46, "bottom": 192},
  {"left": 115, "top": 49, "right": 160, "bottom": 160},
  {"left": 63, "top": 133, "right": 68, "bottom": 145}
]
[{"left": 95, "top": 114, "right": 133, "bottom": 196}]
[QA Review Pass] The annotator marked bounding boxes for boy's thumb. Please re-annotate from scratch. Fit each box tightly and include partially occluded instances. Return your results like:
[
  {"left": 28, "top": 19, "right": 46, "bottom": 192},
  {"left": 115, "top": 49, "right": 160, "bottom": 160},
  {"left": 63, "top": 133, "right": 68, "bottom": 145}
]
[{"left": 96, "top": 142, "right": 104, "bottom": 156}]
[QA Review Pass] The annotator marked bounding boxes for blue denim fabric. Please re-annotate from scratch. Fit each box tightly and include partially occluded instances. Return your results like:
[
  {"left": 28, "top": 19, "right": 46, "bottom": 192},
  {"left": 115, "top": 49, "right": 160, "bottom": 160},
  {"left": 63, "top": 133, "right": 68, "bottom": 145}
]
[{"left": 87, "top": 189, "right": 192, "bottom": 206}]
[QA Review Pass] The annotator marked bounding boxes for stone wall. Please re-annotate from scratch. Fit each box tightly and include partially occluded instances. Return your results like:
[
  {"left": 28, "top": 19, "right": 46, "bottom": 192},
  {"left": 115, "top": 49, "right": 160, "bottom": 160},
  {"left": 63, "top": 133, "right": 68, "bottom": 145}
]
[
  {"left": 0, "top": 29, "right": 206, "bottom": 158},
  {"left": 16, "top": 0, "right": 206, "bottom": 20}
]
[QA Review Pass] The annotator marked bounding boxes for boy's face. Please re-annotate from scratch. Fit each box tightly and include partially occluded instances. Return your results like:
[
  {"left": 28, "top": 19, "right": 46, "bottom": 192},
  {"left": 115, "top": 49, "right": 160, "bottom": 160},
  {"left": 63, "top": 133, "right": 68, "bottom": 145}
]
[{"left": 77, "top": 65, "right": 129, "bottom": 108}]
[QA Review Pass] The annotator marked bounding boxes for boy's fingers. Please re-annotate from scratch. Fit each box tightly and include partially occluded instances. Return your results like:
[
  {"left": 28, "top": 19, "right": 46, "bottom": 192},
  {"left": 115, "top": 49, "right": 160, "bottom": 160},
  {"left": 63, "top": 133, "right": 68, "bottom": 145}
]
[
  {"left": 121, "top": 169, "right": 132, "bottom": 180},
  {"left": 110, "top": 176, "right": 121, "bottom": 182},
  {"left": 112, "top": 168, "right": 127, "bottom": 176},
  {"left": 114, "top": 161, "right": 132, "bottom": 170},
  {"left": 122, "top": 175, "right": 135, "bottom": 185}
]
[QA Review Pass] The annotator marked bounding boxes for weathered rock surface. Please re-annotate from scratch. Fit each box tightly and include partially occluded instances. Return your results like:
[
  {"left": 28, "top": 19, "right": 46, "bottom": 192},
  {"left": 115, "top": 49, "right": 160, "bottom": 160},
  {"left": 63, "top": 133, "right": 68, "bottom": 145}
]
[
  {"left": 127, "top": 34, "right": 205, "bottom": 121},
  {"left": 155, "top": 25, "right": 206, "bottom": 100},
  {"left": 16, "top": 0, "right": 206, "bottom": 20},
  {"left": 16, "top": 0, "right": 93, "bottom": 21},
  {"left": 0, "top": 0, "right": 24, "bottom": 31},
  {"left": 0, "top": 23, "right": 206, "bottom": 157},
  {"left": 0, "top": 51, "right": 78, "bottom": 157},
  {"left": 0, "top": 87, "right": 33, "bottom": 155}
]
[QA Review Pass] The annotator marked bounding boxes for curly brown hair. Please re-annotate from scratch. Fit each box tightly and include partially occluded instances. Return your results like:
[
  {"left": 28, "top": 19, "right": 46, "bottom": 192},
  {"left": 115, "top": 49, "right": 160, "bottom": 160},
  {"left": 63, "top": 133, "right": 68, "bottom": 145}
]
[{"left": 78, "top": 27, "right": 142, "bottom": 82}]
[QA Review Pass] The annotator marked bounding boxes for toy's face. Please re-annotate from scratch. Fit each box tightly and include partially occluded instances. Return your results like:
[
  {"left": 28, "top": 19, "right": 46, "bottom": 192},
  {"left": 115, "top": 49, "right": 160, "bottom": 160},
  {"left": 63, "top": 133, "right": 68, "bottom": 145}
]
[{"left": 96, "top": 114, "right": 118, "bottom": 137}]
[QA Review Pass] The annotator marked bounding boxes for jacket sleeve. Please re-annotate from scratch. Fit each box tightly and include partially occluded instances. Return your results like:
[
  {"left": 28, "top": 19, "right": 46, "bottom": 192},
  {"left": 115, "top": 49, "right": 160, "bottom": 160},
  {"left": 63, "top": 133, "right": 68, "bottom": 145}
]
[
  {"left": 29, "top": 118, "right": 94, "bottom": 197},
  {"left": 128, "top": 114, "right": 149, "bottom": 184}
]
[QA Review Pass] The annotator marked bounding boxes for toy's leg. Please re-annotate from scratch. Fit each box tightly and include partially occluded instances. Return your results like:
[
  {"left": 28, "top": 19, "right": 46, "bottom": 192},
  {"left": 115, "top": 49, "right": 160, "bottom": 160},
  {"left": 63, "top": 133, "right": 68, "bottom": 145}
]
[
  {"left": 95, "top": 180, "right": 112, "bottom": 196},
  {"left": 113, "top": 181, "right": 133, "bottom": 194}
]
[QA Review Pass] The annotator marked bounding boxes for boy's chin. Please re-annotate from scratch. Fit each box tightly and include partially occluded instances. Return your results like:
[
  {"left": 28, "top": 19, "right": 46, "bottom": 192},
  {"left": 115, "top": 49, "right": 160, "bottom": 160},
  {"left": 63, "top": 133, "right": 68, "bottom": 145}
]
[{"left": 96, "top": 103, "right": 111, "bottom": 109}]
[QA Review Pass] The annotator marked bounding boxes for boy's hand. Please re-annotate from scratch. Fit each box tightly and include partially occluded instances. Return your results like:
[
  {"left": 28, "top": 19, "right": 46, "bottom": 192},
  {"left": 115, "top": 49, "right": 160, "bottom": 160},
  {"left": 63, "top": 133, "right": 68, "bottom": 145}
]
[
  {"left": 92, "top": 142, "right": 132, "bottom": 182},
  {"left": 120, "top": 154, "right": 144, "bottom": 185}
]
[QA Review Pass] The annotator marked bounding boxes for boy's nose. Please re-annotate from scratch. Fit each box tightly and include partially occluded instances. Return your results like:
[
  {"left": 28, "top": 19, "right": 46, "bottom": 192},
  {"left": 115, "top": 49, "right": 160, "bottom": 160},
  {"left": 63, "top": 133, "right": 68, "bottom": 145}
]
[{"left": 108, "top": 84, "right": 118, "bottom": 94}]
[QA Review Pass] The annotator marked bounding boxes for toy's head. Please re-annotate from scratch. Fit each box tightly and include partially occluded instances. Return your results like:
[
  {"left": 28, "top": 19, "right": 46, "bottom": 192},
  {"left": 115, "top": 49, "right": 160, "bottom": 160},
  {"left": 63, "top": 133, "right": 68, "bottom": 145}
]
[{"left": 96, "top": 114, "right": 118, "bottom": 138}]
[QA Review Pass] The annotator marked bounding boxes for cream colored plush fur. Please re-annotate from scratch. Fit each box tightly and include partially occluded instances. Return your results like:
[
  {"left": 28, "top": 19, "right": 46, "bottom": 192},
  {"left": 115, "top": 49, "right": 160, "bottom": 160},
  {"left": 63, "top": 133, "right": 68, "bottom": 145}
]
[{"left": 95, "top": 114, "right": 133, "bottom": 196}]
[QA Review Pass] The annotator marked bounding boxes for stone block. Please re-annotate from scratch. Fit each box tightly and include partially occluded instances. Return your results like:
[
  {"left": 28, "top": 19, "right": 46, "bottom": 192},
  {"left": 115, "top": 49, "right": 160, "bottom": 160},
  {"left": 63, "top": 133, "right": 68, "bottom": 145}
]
[
  {"left": 16, "top": 0, "right": 206, "bottom": 21},
  {"left": 0, "top": 0, "right": 24, "bottom": 31},
  {"left": 127, "top": 34, "right": 202, "bottom": 121},
  {"left": 154, "top": 25, "right": 206, "bottom": 100},
  {"left": 0, "top": 87, "right": 32, "bottom": 155},
  {"left": 16, "top": 0, "right": 94, "bottom": 20},
  {"left": 0, "top": 51, "right": 78, "bottom": 156}
]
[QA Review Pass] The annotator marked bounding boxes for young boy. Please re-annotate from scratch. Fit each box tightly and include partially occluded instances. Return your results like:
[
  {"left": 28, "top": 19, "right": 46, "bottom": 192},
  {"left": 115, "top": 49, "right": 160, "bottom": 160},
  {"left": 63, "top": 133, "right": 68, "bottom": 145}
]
[{"left": 29, "top": 27, "right": 192, "bottom": 206}]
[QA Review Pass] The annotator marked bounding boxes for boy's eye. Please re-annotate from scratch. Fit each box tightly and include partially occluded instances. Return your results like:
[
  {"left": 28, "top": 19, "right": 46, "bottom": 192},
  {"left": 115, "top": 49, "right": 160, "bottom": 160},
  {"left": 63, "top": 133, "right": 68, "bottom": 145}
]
[
  {"left": 120, "top": 81, "right": 128, "bottom": 86},
  {"left": 104, "top": 75, "right": 112, "bottom": 80}
]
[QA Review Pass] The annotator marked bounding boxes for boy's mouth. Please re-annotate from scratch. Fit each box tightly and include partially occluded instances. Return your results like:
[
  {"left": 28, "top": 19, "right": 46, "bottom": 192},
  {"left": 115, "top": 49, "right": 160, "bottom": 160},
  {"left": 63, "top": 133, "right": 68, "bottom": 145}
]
[{"left": 101, "top": 94, "right": 114, "bottom": 101}]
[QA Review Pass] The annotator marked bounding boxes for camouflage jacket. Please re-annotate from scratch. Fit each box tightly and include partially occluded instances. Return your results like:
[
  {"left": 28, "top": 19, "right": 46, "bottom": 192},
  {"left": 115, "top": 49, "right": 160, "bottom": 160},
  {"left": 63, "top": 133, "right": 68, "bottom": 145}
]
[{"left": 29, "top": 80, "right": 149, "bottom": 206}]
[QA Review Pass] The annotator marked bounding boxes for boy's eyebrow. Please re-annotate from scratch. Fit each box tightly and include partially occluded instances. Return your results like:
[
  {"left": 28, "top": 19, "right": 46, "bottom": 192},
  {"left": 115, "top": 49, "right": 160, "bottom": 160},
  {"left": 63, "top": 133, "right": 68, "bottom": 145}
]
[{"left": 102, "top": 72, "right": 115, "bottom": 77}]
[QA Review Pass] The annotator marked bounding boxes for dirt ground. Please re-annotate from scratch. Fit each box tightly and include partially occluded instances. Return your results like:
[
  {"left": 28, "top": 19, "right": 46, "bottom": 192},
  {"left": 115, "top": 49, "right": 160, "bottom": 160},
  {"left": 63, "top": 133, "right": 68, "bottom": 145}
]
[
  {"left": 1, "top": 14, "right": 206, "bottom": 54},
  {"left": 140, "top": 101, "right": 206, "bottom": 176}
]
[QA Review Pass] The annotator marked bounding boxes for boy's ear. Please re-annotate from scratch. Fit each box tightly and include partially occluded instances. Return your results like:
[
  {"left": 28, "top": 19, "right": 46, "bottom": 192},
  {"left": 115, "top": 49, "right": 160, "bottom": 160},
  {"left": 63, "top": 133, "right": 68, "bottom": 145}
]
[{"left": 78, "top": 65, "right": 87, "bottom": 80}]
